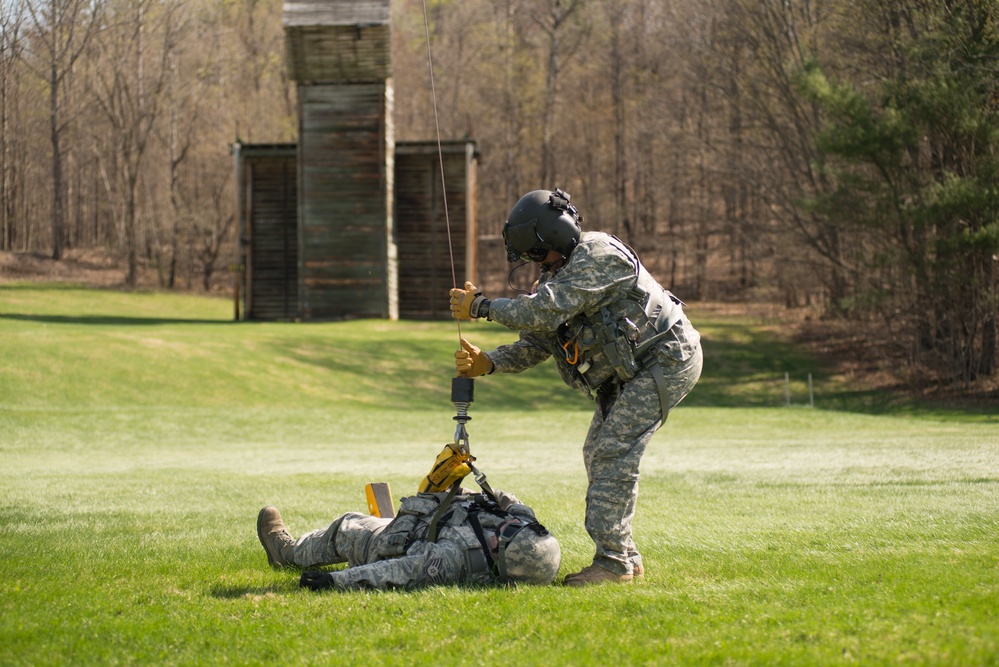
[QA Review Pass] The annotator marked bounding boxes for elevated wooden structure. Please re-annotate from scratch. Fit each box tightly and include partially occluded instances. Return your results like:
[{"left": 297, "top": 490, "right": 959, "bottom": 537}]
[
  {"left": 288, "top": 0, "right": 396, "bottom": 320},
  {"left": 237, "top": 139, "right": 477, "bottom": 321},
  {"left": 235, "top": 1, "right": 477, "bottom": 321},
  {"left": 284, "top": 1, "right": 391, "bottom": 82}
]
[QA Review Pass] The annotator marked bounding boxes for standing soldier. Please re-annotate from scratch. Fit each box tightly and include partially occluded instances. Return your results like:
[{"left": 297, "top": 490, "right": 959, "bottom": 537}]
[{"left": 449, "top": 188, "right": 703, "bottom": 586}]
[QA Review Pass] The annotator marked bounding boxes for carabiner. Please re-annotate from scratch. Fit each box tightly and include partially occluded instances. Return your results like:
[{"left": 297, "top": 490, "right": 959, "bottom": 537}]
[{"left": 562, "top": 338, "right": 579, "bottom": 365}]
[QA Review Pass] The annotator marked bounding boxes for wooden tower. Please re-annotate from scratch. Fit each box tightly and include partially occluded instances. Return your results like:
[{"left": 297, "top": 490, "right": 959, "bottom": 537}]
[
  {"left": 235, "top": 1, "right": 478, "bottom": 321},
  {"left": 284, "top": 0, "right": 396, "bottom": 320}
]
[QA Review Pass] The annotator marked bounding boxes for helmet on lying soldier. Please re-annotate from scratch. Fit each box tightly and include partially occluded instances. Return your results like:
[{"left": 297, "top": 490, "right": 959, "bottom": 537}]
[{"left": 496, "top": 519, "right": 561, "bottom": 585}]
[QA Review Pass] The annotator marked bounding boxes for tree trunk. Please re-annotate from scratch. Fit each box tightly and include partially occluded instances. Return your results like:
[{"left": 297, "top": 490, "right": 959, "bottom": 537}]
[
  {"left": 610, "top": 0, "right": 627, "bottom": 241},
  {"left": 49, "top": 62, "right": 64, "bottom": 259},
  {"left": 125, "top": 167, "right": 138, "bottom": 286}
]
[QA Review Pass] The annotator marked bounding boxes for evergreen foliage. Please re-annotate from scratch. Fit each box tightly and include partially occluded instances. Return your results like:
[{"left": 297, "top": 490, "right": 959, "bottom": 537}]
[{"left": 795, "top": 0, "right": 999, "bottom": 385}]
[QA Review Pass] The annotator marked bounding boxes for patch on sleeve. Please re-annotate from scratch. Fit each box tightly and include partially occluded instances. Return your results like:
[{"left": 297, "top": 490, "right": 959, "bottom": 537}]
[{"left": 424, "top": 556, "right": 446, "bottom": 584}]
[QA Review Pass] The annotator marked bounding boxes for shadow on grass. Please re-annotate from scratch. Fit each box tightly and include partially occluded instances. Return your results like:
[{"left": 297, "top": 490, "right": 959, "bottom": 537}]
[
  {"left": 209, "top": 583, "right": 293, "bottom": 599},
  {"left": 265, "top": 331, "right": 590, "bottom": 413},
  {"left": 5, "top": 284, "right": 992, "bottom": 419},
  {"left": 684, "top": 321, "right": 821, "bottom": 409},
  {"left": 0, "top": 313, "right": 231, "bottom": 326}
]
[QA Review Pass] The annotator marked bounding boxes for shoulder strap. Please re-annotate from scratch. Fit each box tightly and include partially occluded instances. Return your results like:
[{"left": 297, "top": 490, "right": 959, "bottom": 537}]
[
  {"left": 469, "top": 461, "right": 501, "bottom": 505},
  {"left": 606, "top": 234, "right": 641, "bottom": 274},
  {"left": 426, "top": 482, "right": 463, "bottom": 543},
  {"left": 465, "top": 512, "right": 499, "bottom": 579}
]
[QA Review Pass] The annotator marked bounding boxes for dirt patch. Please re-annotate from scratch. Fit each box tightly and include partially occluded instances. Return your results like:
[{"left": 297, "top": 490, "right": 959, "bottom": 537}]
[
  {"left": 793, "top": 312, "right": 999, "bottom": 409},
  {"left": 696, "top": 301, "right": 998, "bottom": 409},
  {"left": 0, "top": 249, "right": 129, "bottom": 287},
  {"left": 0, "top": 249, "right": 228, "bottom": 292}
]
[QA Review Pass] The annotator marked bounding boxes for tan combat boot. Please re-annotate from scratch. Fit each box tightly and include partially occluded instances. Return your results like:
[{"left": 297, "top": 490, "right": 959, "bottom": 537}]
[
  {"left": 563, "top": 563, "right": 633, "bottom": 587},
  {"left": 257, "top": 506, "right": 296, "bottom": 568}
]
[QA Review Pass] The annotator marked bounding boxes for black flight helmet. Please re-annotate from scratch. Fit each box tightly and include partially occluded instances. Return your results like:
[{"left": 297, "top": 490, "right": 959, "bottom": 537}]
[{"left": 502, "top": 188, "right": 582, "bottom": 263}]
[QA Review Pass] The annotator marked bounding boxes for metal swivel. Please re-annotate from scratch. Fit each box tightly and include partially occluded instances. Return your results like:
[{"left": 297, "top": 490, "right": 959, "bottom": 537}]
[{"left": 451, "top": 376, "right": 474, "bottom": 456}]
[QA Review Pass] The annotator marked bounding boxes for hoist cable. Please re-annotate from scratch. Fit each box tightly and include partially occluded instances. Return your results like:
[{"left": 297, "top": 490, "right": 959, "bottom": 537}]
[{"left": 420, "top": 0, "right": 462, "bottom": 345}]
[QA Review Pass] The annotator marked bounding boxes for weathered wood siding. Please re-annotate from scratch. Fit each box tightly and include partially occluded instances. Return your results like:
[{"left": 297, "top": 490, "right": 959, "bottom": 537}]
[
  {"left": 298, "top": 82, "right": 396, "bottom": 320},
  {"left": 395, "top": 141, "right": 477, "bottom": 320},
  {"left": 284, "top": 1, "right": 391, "bottom": 82},
  {"left": 238, "top": 145, "right": 299, "bottom": 321},
  {"left": 285, "top": 25, "right": 391, "bottom": 82},
  {"left": 283, "top": 1, "right": 390, "bottom": 27}
]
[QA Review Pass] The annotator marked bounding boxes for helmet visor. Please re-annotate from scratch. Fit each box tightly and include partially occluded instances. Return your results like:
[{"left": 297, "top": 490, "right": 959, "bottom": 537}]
[{"left": 503, "top": 219, "right": 548, "bottom": 262}]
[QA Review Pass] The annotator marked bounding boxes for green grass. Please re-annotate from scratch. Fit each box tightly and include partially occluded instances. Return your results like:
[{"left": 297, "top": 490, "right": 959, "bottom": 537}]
[{"left": 1, "top": 284, "right": 997, "bottom": 665}]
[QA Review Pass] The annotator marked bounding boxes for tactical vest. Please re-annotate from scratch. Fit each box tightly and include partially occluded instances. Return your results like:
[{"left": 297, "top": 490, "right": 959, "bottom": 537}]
[
  {"left": 378, "top": 492, "right": 542, "bottom": 583},
  {"left": 558, "top": 236, "right": 684, "bottom": 392},
  {"left": 436, "top": 494, "right": 550, "bottom": 582}
]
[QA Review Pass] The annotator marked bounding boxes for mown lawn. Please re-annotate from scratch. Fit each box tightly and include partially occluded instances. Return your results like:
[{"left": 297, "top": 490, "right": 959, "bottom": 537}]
[{"left": 1, "top": 284, "right": 997, "bottom": 665}]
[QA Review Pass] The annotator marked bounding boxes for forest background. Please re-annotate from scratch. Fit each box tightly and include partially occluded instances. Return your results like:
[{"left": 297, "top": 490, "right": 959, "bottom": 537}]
[{"left": 0, "top": 0, "right": 997, "bottom": 396}]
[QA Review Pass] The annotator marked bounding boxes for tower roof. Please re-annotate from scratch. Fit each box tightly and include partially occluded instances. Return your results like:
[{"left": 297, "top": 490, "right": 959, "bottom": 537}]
[{"left": 283, "top": 0, "right": 390, "bottom": 28}]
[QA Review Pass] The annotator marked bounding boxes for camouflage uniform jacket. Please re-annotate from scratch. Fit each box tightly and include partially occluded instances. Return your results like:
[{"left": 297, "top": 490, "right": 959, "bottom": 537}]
[
  {"left": 325, "top": 489, "right": 538, "bottom": 591},
  {"left": 486, "top": 231, "right": 700, "bottom": 397}
]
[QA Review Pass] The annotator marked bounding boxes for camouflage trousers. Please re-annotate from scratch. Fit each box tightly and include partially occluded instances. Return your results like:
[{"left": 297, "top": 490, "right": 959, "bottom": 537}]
[
  {"left": 584, "top": 344, "right": 703, "bottom": 575},
  {"left": 293, "top": 513, "right": 392, "bottom": 569}
]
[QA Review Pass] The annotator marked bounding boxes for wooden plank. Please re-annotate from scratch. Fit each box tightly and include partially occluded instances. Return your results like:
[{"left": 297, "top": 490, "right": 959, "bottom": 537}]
[
  {"left": 394, "top": 140, "right": 477, "bottom": 320},
  {"left": 283, "top": 1, "right": 390, "bottom": 27},
  {"left": 239, "top": 147, "right": 299, "bottom": 321},
  {"left": 298, "top": 82, "right": 393, "bottom": 320},
  {"left": 285, "top": 24, "right": 391, "bottom": 82}
]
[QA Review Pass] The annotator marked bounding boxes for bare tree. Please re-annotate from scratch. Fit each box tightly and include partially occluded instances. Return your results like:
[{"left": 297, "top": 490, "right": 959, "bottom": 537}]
[
  {"left": 536, "top": 0, "right": 586, "bottom": 187},
  {"left": 159, "top": 47, "right": 192, "bottom": 288},
  {"left": 22, "top": 0, "right": 102, "bottom": 259},
  {"left": 492, "top": 0, "right": 534, "bottom": 209},
  {"left": 90, "top": 0, "right": 180, "bottom": 286},
  {"left": 718, "top": 0, "right": 849, "bottom": 305},
  {"left": 0, "top": 2, "right": 26, "bottom": 251},
  {"left": 192, "top": 162, "right": 233, "bottom": 291}
]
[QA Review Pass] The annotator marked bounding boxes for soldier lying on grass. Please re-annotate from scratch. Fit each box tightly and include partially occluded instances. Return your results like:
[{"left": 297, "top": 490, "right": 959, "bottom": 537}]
[{"left": 257, "top": 486, "right": 561, "bottom": 592}]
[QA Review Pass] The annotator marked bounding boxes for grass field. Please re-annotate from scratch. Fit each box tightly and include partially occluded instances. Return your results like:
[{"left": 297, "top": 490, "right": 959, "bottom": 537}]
[{"left": 1, "top": 284, "right": 997, "bottom": 665}]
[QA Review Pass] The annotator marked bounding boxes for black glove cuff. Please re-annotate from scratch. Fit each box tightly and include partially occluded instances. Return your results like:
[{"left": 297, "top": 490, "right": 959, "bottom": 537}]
[
  {"left": 300, "top": 571, "right": 335, "bottom": 591},
  {"left": 469, "top": 296, "right": 491, "bottom": 319}
]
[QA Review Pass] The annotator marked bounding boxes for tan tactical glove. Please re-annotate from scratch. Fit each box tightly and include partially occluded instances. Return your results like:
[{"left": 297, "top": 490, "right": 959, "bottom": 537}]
[
  {"left": 449, "top": 281, "right": 490, "bottom": 320},
  {"left": 455, "top": 338, "right": 494, "bottom": 377},
  {"left": 418, "top": 443, "right": 474, "bottom": 493}
]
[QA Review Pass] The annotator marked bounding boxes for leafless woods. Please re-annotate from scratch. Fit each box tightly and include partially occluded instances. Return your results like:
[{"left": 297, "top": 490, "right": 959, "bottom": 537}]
[{"left": 2, "top": 0, "right": 997, "bottom": 385}]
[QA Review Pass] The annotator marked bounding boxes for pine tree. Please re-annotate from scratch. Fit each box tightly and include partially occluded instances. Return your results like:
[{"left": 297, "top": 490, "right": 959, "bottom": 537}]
[{"left": 796, "top": 0, "right": 999, "bottom": 385}]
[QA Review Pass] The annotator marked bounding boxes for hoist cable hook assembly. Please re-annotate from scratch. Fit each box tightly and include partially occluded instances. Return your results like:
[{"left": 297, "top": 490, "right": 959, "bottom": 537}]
[
  {"left": 451, "top": 376, "right": 473, "bottom": 455},
  {"left": 451, "top": 375, "right": 490, "bottom": 493},
  {"left": 419, "top": 0, "right": 489, "bottom": 498}
]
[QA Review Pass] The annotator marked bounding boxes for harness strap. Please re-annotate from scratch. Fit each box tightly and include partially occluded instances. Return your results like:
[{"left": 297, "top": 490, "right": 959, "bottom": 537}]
[
  {"left": 470, "top": 462, "right": 500, "bottom": 505},
  {"left": 466, "top": 512, "right": 498, "bottom": 578},
  {"left": 639, "top": 294, "right": 684, "bottom": 422},
  {"left": 427, "top": 482, "right": 463, "bottom": 543},
  {"left": 632, "top": 328, "right": 672, "bottom": 361},
  {"left": 648, "top": 357, "right": 672, "bottom": 424}
]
